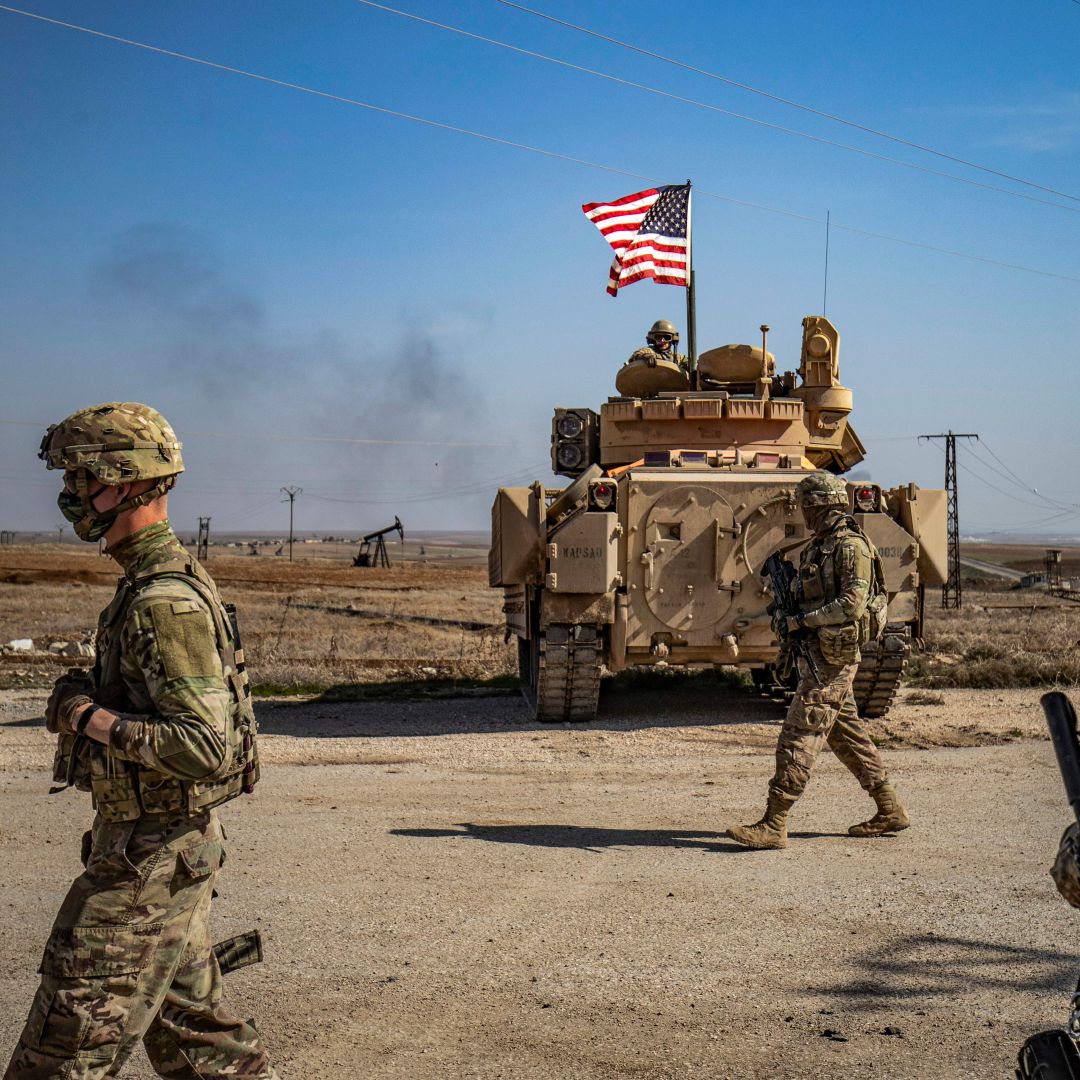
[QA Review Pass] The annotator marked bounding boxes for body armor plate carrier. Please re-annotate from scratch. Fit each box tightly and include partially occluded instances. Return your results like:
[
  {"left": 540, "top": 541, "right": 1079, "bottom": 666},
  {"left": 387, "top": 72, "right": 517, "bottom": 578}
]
[{"left": 52, "top": 557, "right": 260, "bottom": 820}]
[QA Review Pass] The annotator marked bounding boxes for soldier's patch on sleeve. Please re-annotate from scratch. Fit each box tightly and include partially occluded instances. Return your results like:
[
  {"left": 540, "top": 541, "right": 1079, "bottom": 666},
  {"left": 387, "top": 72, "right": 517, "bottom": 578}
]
[{"left": 148, "top": 601, "right": 220, "bottom": 682}]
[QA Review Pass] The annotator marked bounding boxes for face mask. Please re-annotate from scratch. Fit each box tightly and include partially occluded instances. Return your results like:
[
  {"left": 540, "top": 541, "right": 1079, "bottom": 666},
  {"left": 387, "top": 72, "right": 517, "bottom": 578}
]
[
  {"left": 57, "top": 490, "right": 117, "bottom": 542},
  {"left": 802, "top": 504, "right": 842, "bottom": 533}
]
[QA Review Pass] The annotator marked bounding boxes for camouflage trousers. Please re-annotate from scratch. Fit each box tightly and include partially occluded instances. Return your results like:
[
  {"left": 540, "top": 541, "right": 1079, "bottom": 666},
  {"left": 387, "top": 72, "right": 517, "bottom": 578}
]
[
  {"left": 769, "top": 644, "right": 888, "bottom": 802},
  {"left": 4, "top": 810, "right": 276, "bottom": 1080}
]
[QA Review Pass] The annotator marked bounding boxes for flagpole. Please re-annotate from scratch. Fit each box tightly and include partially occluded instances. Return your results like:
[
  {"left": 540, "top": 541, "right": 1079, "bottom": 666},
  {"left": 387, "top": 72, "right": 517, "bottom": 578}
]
[{"left": 684, "top": 179, "right": 697, "bottom": 388}]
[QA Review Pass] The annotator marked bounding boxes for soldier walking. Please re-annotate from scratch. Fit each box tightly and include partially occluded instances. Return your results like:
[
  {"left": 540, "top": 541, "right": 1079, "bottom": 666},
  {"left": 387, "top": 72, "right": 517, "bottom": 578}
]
[
  {"left": 727, "top": 472, "right": 910, "bottom": 850},
  {"left": 5, "top": 403, "right": 276, "bottom": 1079}
]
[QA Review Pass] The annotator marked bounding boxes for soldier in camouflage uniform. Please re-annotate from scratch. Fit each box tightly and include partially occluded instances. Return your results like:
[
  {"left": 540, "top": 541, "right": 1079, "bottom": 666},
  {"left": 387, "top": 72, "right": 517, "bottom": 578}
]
[
  {"left": 626, "top": 319, "right": 689, "bottom": 370},
  {"left": 727, "top": 472, "right": 910, "bottom": 850},
  {"left": 5, "top": 403, "right": 276, "bottom": 1079}
]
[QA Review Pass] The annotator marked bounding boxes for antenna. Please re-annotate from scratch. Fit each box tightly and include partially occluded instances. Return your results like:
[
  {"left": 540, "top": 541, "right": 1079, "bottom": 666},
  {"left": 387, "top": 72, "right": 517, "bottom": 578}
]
[{"left": 823, "top": 209, "right": 831, "bottom": 315}]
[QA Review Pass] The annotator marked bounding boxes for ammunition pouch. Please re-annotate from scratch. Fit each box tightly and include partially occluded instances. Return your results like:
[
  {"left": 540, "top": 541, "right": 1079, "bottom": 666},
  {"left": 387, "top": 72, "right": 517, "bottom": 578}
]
[
  {"left": 798, "top": 563, "right": 826, "bottom": 604},
  {"left": 89, "top": 761, "right": 257, "bottom": 823},
  {"left": 817, "top": 623, "right": 860, "bottom": 665},
  {"left": 51, "top": 733, "right": 93, "bottom": 793},
  {"left": 54, "top": 555, "right": 260, "bottom": 821},
  {"left": 864, "top": 593, "right": 888, "bottom": 644}
]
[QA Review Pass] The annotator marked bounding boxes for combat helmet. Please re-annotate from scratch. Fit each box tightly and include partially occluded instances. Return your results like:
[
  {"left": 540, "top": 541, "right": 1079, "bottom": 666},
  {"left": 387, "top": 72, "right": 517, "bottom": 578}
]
[
  {"left": 646, "top": 319, "right": 679, "bottom": 346},
  {"left": 795, "top": 471, "right": 849, "bottom": 509},
  {"left": 40, "top": 402, "right": 183, "bottom": 541}
]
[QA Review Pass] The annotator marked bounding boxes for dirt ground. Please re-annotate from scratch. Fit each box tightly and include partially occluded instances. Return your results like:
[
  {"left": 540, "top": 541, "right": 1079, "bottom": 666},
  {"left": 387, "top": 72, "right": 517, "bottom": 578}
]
[{"left": 1, "top": 681, "right": 1077, "bottom": 1079}]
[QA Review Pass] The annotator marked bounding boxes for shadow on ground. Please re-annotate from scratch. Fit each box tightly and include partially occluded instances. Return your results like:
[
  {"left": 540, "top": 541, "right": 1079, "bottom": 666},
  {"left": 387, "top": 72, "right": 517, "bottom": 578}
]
[
  {"left": 817, "top": 933, "right": 1078, "bottom": 1006},
  {"left": 252, "top": 670, "right": 785, "bottom": 739},
  {"left": 390, "top": 821, "right": 746, "bottom": 853}
]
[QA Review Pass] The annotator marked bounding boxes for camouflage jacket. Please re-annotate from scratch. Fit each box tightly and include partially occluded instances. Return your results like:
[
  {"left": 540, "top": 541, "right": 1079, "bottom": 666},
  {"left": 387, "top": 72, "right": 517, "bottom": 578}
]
[
  {"left": 628, "top": 346, "right": 689, "bottom": 369},
  {"left": 95, "top": 521, "right": 232, "bottom": 781},
  {"left": 796, "top": 516, "right": 872, "bottom": 631}
]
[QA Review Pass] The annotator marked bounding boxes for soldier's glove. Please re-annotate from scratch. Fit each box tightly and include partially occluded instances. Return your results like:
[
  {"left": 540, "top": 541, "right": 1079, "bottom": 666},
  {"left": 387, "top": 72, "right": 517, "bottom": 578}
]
[
  {"left": 645, "top": 355, "right": 657, "bottom": 367},
  {"left": 1052, "top": 822, "right": 1080, "bottom": 910},
  {"left": 785, "top": 614, "right": 805, "bottom": 635},
  {"left": 45, "top": 672, "right": 95, "bottom": 735}
]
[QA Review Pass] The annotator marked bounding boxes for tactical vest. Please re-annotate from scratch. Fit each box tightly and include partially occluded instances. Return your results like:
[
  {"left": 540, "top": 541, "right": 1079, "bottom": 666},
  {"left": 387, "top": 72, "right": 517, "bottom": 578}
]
[
  {"left": 798, "top": 517, "right": 888, "bottom": 646},
  {"left": 52, "top": 558, "right": 260, "bottom": 821}
]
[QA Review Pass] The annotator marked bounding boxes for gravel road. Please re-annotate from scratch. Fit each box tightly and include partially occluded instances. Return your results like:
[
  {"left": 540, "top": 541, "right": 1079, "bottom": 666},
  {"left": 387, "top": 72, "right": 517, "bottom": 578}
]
[{"left": 0, "top": 683, "right": 1074, "bottom": 1079}]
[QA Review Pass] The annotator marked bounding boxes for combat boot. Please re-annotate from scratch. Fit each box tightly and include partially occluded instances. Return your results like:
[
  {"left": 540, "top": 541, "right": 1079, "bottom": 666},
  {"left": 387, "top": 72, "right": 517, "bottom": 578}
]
[
  {"left": 848, "top": 781, "right": 910, "bottom": 837},
  {"left": 727, "top": 792, "right": 793, "bottom": 850}
]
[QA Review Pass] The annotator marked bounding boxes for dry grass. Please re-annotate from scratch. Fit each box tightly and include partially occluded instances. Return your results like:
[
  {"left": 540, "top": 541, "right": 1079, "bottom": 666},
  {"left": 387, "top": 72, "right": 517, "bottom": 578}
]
[
  {"left": 4, "top": 542, "right": 1080, "bottom": 695},
  {"left": 904, "top": 689, "right": 947, "bottom": 706},
  {"left": 910, "top": 557, "right": 1080, "bottom": 689},
  {"left": 0, "top": 545, "right": 515, "bottom": 693}
]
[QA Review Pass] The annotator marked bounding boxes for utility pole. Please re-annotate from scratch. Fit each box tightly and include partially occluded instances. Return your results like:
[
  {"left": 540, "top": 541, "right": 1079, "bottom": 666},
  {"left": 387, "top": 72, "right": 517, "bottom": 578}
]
[
  {"left": 197, "top": 517, "right": 211, "bottom": 561},
  {"left": 918, "top": 431, "right": 979, "bottom": 609},
  {"left": 280, "top": 487, "right": 301, "bottom": 562}
]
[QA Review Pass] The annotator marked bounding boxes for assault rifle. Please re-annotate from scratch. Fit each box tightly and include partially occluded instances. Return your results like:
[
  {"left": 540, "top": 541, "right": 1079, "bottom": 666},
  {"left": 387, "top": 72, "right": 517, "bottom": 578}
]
[
  {"left": 761, "top": 552, "right": 821, "bottom": 686},
  {"left": 1043, "top": 691, "right": 1080, "bottom": 826}
]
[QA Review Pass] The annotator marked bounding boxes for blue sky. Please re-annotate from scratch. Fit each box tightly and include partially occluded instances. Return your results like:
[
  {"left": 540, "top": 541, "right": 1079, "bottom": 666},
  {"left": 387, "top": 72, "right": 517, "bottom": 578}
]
[{"left": 3, "top": 0, "right": 1079, "bottom": 537}]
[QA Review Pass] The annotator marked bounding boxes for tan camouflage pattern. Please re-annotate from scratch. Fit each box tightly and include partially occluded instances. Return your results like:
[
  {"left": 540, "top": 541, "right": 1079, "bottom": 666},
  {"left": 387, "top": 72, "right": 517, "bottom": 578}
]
[
  {"left": 97, "top": 522, "right": 231, "bottom": 781},
  {"left": 769, "top": 643, "right": 888, "bottom": 802},
  {"left": 6, "top": 521, "right": 275, "bottom": 1079},
  {"left": 797, "top": 519, "right": 873, "bottom": 638},
  {"left": 4, "top": 812, "right": 275, "bottom": 1079},
  {"left": 795, "top": 471, "right": 848, "bottom": 508},
  {"left": 39, "top": 402, "right": 183, "bottom": 485},
  {"left": 628, "top": 345, "right": 689, "bottom": 370},
  {"left": 1052, "top": 822, "right": 1080, "bottom": 908}
]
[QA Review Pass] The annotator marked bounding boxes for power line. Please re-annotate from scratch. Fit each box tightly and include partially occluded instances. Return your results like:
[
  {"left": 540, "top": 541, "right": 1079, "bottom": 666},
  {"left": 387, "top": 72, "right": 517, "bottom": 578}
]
[
  {"left": 965, "top": 441, "right": 1080, "bottom": 511},
  {"left": 354, "top": 0, "right": 1080, "bottom": 215},
  {"left": 493, "top": 0, "right": 1080, "bottom": 205},
  {"left": 925, "top": 437, "right": 1066, "bottom": 512},
  {"left": 976, "top": 438, "right": 1080, "bottom": 507},
  {"left": 966, "top": 509, "right": 1080, "bottom": 533},
  {"left": 2, "top": 4, "right": 1078, "bottom": 285}
]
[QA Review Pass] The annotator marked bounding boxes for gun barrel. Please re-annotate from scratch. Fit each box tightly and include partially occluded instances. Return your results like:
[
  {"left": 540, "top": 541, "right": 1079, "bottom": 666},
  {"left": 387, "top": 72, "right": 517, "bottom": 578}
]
[{"left": 1042, "top": 691, "right": 1080, "bottom": 825}]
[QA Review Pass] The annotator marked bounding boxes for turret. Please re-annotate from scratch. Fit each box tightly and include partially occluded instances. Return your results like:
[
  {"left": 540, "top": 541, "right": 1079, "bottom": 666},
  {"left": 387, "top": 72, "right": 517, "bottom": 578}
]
[{"left": 550, "top": 315, "right": 865, "bottom": 479}]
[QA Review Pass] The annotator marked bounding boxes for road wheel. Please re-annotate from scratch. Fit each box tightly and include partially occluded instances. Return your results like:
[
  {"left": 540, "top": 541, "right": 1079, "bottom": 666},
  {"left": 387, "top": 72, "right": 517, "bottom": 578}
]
[
  {"left": 853, "top": 627, "right": 910, "bottom": 718},
  {"left": 523, "top": 623, "right": 603, "bottom": 723}
]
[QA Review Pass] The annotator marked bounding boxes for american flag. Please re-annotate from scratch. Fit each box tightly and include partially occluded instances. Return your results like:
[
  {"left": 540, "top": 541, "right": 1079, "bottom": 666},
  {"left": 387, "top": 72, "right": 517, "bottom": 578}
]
[{"left": 582, "top": 184, "right": 690, "bottom": 296}]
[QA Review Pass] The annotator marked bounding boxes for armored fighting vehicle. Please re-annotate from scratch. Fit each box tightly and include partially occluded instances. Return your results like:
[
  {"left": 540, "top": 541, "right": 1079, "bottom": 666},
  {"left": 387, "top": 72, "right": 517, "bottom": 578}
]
[{"left": 489, "top": 315, "right": 948, "bottom": 723}]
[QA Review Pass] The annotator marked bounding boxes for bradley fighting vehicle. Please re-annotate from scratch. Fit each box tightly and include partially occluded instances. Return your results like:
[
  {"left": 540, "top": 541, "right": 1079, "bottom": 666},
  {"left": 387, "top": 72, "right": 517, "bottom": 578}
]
[{"left": 489, "top": 316, "right": 948, "bottom": 723}]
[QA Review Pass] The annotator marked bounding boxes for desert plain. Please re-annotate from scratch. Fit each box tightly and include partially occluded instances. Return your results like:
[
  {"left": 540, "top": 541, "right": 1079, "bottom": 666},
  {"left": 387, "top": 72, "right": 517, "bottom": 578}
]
[{"left": 1, "top": 540, "right": 1079, "bottom": 1079}]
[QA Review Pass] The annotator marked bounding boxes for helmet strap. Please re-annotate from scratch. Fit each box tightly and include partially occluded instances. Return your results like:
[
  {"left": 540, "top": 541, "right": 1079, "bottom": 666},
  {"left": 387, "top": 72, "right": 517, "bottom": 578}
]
[
  {"left": 110, "top": 474, "right": 176, "bottom": 517},
  {"left": 71, "top": 471, "right": 175, "bottom": 540}
]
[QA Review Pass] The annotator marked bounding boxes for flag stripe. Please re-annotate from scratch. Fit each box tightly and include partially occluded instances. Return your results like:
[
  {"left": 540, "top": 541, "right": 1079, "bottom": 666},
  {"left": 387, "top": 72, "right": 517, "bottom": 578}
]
[
  {"left": 583, "top": 184, "right": 690, "bottom": 297},
  {"left": 582, "top": 189, "right": 658, "bottom": 216},
  {"left": 585, "top": 200, "right": 660, "bottom": 226}
]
